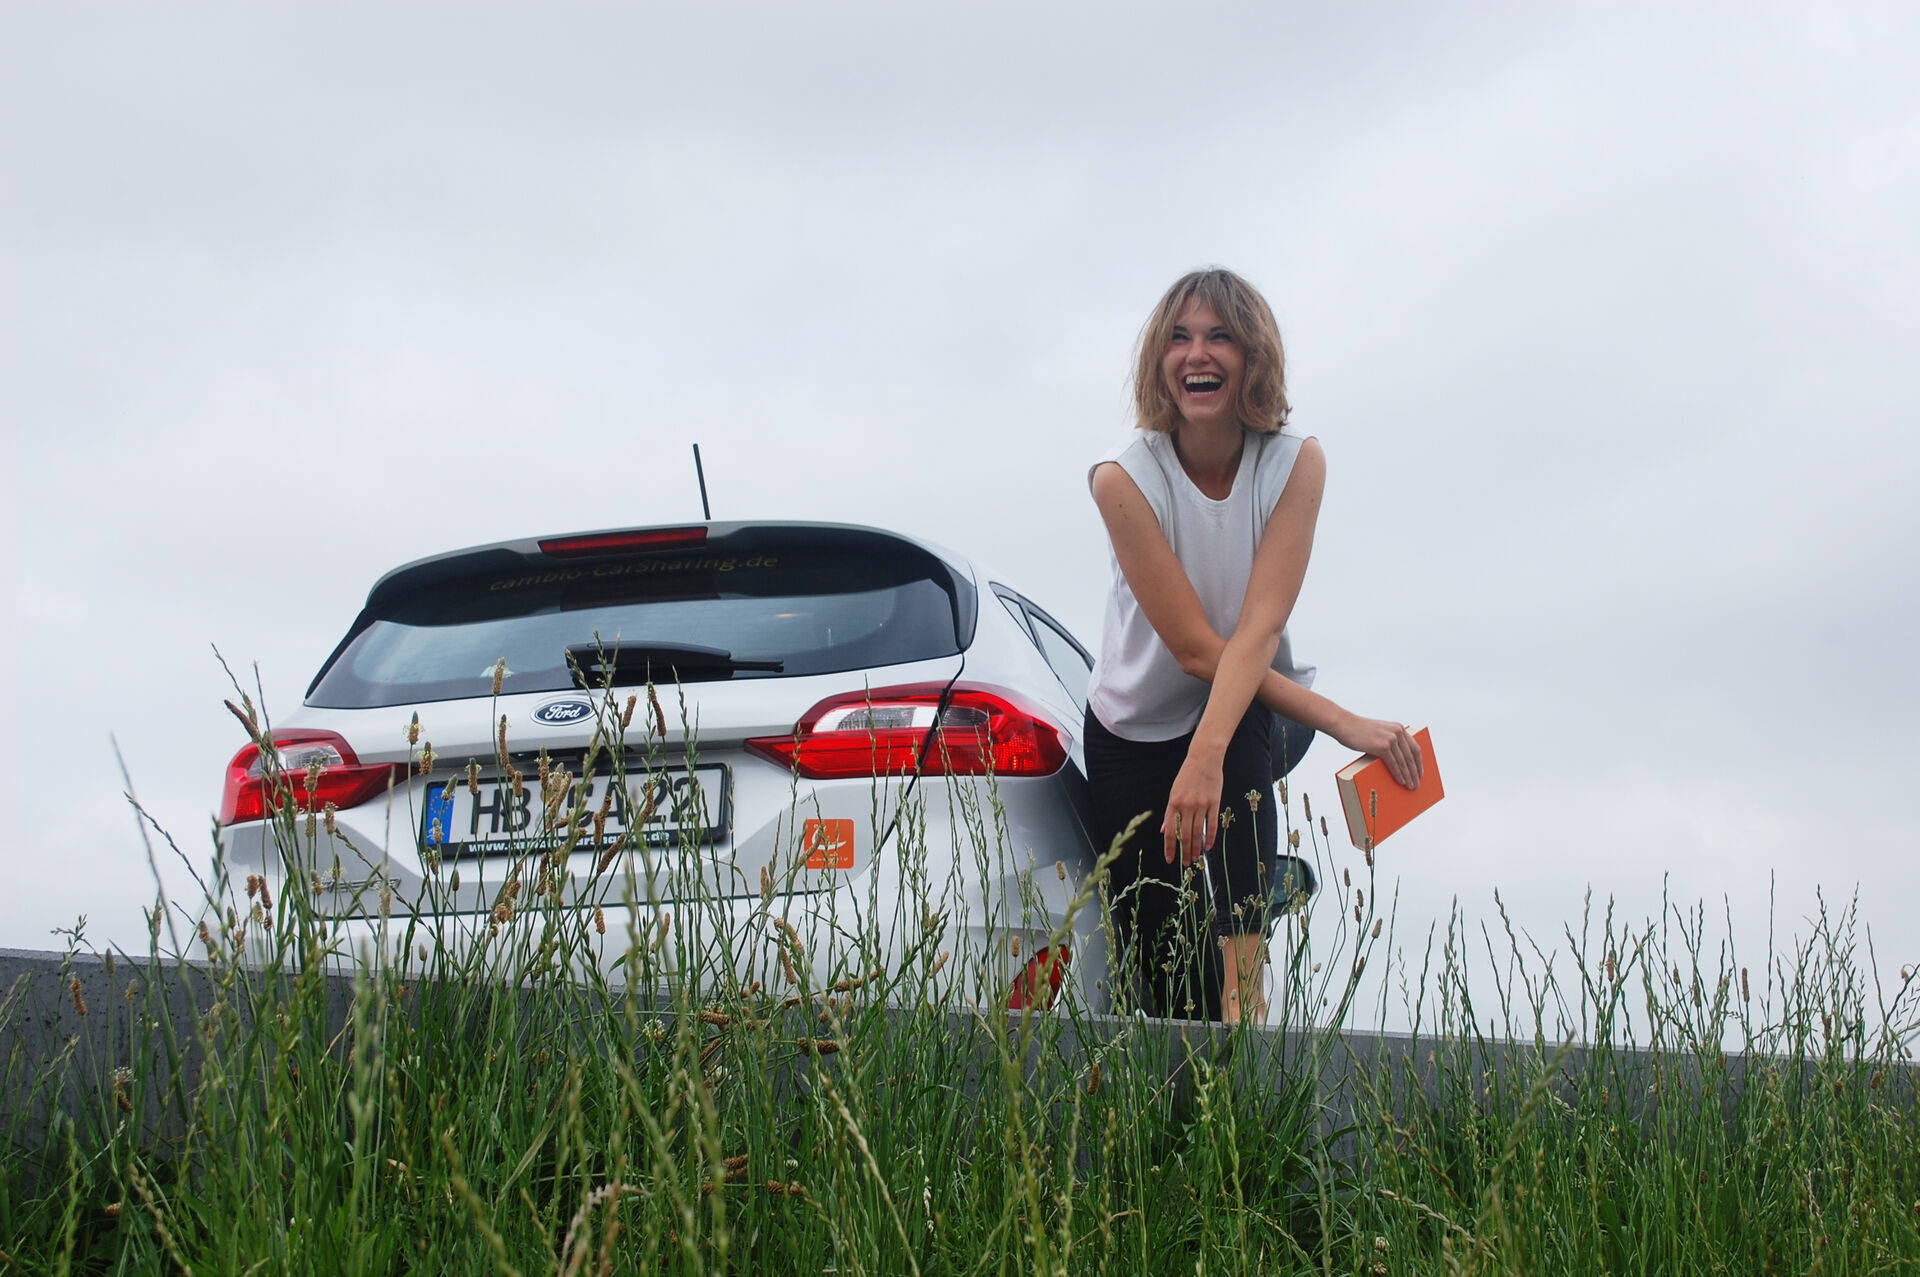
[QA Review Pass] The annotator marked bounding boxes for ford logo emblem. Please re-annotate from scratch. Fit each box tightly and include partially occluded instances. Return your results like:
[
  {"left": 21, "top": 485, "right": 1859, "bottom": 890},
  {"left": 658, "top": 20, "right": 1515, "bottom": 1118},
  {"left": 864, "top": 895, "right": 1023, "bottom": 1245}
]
[{"left": 530, "top": 696, "right": 596, "bottom": 727}]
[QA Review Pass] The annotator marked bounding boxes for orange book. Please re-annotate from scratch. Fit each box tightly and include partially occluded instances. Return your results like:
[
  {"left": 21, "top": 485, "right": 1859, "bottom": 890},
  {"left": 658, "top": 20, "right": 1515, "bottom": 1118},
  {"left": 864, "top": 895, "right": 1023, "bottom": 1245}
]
[{"left": 1335, "top": 728, "right": 1443, "bottom": 850}]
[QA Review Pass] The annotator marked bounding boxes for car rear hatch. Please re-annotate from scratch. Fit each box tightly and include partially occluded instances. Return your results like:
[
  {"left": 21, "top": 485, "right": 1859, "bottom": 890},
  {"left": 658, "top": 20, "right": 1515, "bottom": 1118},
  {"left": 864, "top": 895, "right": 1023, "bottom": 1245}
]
[{"left": 292, "top": 522, "right": 979, "bottom": 915}]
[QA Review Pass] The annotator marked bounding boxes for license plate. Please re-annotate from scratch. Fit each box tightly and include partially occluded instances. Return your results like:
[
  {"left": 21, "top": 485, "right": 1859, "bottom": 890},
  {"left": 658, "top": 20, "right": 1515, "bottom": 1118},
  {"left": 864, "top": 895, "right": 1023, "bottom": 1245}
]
[{"left": 420, "top": 764, "right": 729, "bottom": 857}]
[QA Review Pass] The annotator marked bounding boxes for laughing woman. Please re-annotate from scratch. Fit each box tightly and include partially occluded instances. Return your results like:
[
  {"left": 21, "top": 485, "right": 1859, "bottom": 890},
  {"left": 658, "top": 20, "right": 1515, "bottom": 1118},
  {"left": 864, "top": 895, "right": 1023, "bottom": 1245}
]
[{"left": 1085, "top": 268, "right": 1422, "bottom": 1024}]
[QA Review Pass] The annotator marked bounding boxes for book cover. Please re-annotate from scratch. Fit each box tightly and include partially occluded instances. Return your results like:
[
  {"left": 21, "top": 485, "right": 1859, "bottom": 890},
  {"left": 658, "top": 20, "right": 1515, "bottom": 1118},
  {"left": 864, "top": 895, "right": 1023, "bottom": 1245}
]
[{"left": 1335, "top": 728, "right": 1443, "bottom": 850}]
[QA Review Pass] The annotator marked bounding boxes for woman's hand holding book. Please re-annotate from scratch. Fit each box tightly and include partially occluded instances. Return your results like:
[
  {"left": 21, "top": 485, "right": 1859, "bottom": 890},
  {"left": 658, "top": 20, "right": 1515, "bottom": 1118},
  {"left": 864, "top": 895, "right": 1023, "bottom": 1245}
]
[{"left": 1332, "top": 715, "right": 1424, "bottom": 790}]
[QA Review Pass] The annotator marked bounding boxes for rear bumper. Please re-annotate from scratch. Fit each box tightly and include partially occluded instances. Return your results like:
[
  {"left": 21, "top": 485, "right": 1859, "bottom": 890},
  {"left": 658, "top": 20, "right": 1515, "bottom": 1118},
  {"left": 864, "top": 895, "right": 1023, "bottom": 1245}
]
[{"left": 214, "top": 768, "right": 1110, "bottom": 1011}]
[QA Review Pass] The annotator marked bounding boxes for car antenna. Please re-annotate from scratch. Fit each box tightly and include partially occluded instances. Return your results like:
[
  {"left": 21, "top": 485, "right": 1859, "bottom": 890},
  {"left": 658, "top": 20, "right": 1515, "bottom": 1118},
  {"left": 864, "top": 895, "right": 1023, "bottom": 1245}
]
[{"left": 692, "top": 443, "right": 712, "bottom": 521}]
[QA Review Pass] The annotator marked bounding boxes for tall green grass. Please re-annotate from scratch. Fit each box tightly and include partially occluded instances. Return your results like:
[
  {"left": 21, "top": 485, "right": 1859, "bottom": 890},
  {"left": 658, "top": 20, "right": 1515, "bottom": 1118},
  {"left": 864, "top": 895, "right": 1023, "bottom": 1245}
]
[{"left": 3, "top": 679, "right": 1917, "bottom": 1274}]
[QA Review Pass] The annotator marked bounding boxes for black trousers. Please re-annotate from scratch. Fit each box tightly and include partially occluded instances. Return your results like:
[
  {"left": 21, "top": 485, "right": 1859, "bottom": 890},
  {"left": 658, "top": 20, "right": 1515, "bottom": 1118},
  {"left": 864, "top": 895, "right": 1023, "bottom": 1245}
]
[{"left": 1084, "top": 704, "right": 1314, "bottom": 1020}]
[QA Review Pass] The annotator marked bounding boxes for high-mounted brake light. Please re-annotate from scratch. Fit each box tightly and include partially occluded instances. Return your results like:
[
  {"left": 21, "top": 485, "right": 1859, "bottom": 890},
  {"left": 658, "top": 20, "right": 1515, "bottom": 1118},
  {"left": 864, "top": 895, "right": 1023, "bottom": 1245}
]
[
  {"left": 743, "top": 683, "right": 1068, "bottom": 780},
  {"left": 538, "top": 526, "right": 709, "bottom": 558},
  {"left": 219, "top": 730, "right": 409, "bottom": 825}
]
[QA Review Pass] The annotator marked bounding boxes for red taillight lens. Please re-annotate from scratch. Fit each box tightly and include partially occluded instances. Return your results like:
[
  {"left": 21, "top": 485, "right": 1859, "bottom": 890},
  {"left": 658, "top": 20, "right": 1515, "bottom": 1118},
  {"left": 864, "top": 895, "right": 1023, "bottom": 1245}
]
[
  {"left": 219, "top": 730, "right": 409, "bottom": 825},
  {"left": 744, "top": 683, "right": 1067, "bottom": 780},
  {"left": 538, "top": 526, "right": 708, "bottom": 557},
  {"left": 1008, "top": 945, "right": 1071, "bottom": 1010}
]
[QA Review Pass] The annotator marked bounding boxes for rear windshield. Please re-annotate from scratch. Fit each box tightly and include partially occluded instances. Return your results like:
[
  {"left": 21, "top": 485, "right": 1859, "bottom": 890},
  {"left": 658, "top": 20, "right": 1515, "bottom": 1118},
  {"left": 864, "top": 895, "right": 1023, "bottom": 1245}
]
[{"left": 308, "top": 538, "right": 966, "bottom": 709}]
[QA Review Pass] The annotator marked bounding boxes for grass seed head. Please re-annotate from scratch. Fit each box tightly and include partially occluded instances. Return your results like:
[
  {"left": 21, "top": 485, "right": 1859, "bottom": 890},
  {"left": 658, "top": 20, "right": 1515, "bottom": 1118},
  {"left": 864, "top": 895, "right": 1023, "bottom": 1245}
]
[
  {"left": 407, "top": 712, "right": 420, "bottom": 745},
  {"left": 1245, "top": 787, "right": 1262, "bottom": 812},
  {"left": 69, "top": 977, "right": 87, "bottom": 1017},
  {"left": 594, "top": 906, "right": 606, "bottom": 935},
  {"left": 491, "top": 658, "right": 508, "bottom": 696},
  {"left": 1303, "top": 793, "right": 1312, "bottom": 822}
]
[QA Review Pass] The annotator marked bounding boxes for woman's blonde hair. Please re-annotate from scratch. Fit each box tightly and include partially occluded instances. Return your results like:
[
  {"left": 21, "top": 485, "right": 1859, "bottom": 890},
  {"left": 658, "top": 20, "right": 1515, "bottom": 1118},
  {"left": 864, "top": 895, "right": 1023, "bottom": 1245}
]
[{"left": 1132, "top": 268, "right": 1289, "bottom": 435}]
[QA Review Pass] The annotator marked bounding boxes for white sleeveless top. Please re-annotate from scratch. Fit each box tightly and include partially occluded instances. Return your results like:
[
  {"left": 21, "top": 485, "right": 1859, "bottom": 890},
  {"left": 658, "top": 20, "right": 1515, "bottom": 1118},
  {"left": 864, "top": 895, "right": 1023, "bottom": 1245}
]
[{"left": 1086, "top": 426, "right": 1317, "bottom": 742}]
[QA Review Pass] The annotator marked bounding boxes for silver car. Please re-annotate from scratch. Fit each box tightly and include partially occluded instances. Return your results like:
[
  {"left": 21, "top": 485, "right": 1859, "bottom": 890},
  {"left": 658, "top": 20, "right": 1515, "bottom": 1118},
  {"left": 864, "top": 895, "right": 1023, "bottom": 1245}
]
[{"left": 217, "top": 521, "right": 1111, "bottom": 1009}]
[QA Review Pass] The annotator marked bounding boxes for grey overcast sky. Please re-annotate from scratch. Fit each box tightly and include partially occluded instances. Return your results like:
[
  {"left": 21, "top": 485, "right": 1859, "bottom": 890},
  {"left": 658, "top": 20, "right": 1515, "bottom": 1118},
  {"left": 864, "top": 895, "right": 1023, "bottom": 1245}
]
[{"left": 4, "top": 3, "right": 1916, "bottom": 989}]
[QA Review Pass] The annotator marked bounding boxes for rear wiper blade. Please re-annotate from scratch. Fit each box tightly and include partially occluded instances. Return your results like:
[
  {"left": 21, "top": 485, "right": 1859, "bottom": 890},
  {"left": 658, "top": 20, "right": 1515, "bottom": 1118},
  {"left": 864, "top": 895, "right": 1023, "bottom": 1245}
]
[{"left": 566, "top": 642, "right": 783, "bottom": 686}]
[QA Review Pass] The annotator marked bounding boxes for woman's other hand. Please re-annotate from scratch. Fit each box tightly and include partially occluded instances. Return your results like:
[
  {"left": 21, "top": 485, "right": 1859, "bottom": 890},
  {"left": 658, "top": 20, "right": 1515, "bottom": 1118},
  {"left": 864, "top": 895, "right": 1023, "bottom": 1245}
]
[
  {"left": 1162, "top": 752, "right": 1224, "bottom": 865},
  {"left": 1334, "top": 716, "right": 1424, "bottom": 789}
]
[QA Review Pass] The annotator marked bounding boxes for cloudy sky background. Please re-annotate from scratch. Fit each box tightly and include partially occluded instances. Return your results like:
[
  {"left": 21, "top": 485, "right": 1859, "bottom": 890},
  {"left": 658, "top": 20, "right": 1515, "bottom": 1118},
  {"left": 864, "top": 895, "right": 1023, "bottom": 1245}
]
[{"left": 4, "top": 4, "right": 1916, "bottom": 1019}]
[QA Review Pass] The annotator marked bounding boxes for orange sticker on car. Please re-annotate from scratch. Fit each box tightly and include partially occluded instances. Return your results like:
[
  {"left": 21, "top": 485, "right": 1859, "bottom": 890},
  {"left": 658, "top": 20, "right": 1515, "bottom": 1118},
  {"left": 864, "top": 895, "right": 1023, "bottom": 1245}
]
[{"left": 801, "top": 818, "right": 855, "bottom": 870}]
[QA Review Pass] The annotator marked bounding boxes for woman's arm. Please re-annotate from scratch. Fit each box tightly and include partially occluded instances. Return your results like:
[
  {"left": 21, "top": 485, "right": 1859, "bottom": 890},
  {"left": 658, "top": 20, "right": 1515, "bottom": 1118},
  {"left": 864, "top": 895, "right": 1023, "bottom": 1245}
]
[
  {"left": 1178, "top": 633, "right": 1423, "bottom": 783},
  {"left": 1156, "top": 439, "right": 1323, "bottom": 863}
]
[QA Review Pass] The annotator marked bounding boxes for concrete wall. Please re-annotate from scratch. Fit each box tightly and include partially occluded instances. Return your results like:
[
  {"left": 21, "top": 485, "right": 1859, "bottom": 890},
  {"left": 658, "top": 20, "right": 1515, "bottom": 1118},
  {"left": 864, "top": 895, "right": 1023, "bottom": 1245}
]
[{"left": 5, "top": 945, "right": 1912, "bottom": 1165}]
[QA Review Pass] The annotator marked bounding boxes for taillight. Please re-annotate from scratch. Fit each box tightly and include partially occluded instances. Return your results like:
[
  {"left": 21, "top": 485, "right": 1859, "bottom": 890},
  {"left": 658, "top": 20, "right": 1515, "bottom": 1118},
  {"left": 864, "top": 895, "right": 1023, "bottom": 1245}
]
[
  {"left": 1008, "top": 945, "right": 1071, "bottom": 1010},
  {"left": 219, "top": 730, "right": 409, "bottom": 825},
  {"left": 744, "top": 683, "right": 1067, "bottom": 780}
]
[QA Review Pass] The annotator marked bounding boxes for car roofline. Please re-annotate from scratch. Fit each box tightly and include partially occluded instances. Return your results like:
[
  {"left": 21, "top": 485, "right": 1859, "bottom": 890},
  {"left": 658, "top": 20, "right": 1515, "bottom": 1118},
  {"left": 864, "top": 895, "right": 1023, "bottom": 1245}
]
[{"left": 364, "top": 520, "right": 972, "bottom": 601}]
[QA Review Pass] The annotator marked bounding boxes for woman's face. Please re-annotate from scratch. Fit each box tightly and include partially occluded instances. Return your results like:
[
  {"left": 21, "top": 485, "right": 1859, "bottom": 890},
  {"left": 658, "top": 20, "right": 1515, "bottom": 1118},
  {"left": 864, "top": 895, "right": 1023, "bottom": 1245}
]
[{"left": 1160, "top": 297, "right": 1245, "bottom": 430}]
